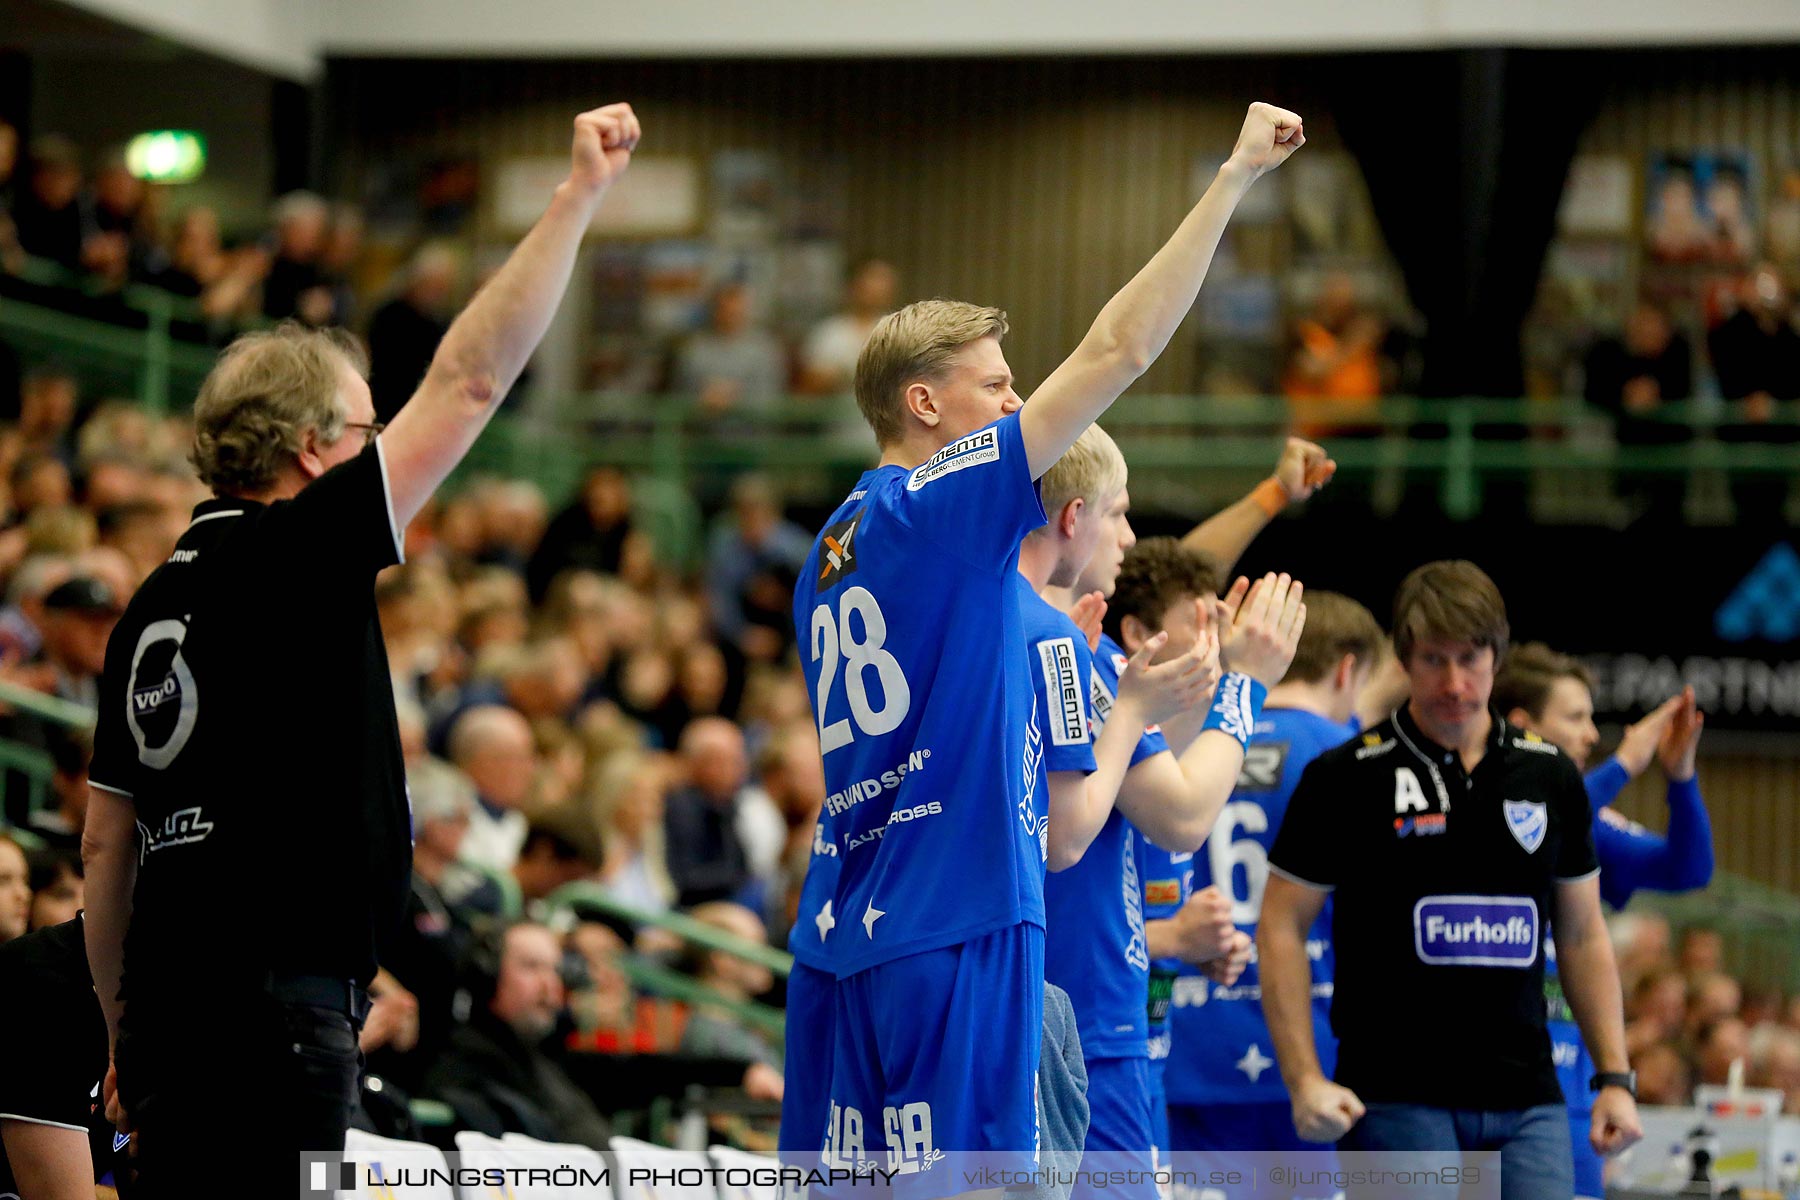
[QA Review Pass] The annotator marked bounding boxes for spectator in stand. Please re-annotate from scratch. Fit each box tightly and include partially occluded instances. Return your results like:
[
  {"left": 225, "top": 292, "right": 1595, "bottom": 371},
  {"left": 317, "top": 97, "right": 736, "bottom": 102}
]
[
  {"left": 1709, "top": 262, "right": 1800, "bottom": 524},
  {"left": 426, "top": 921, "right": 613, "bottom": 1149},
  {"left": 526, "top": 466, "right": 637, "bottom": 603},
  {"left": 83, "top": 147, "right": 151, "bottom": 289},
  {"left": 1282, "top": 273, "right": 1386, "bottom": 438},
  {"left": 368, "top": 244, "right": 460, "bottom": 423},
  {"left": 447, "top": 705, "right": 539, "bottom": 874},
  {"left": 513, "top": 814, "right": 602, "bottom": 908},
  {"left": 322, "top": 203, "right": 365, "bottom": 325},
  {"left": 1631, "top": 1042, "right": 1691, "bottom": 1107},
  {"left": 679, "top": 901, "right": 785, "bottom": 1101},
  {"left": 797, "top": 257, "right": 897, "bottom": 444},
  {"left": 1694, "top": 1016, "right": 1750, "bottom": 1087},
  {"left": 10, "top": 453, "right": 70, "bottom": 519},
  {"left": 0, "top": 834, "right": 27, "bottom": 946},
  {"left": 428, "top": 636, "right": 586, "bottom": 755},
  {"left": 156, "top": 207, "right": 265, "bottom": 320},
  {"left": 18, "top": 365, "right": 77, "bottom": 462},
  {"left": 26, "top": 847, "right": 82, "bottom": 931},
  {"left": 1749, "top": 1026, "right": 1800, "bottom": 1113},
  {"left": 671, "top": 283, "right": 786, "bottom": 422},
  {"left": 392, "top": 760, "right": 503, "bottom": 1083},
  {"left": 260, "top": 191, "right": 337, "bottom": 326},
  {"left": 749, "top": 724, "right": 826, "bottom": 935},
  {"left": 1687, "top": 973, "right": 1744, "bottom": 1038},
  {"left": 1583, "top": 299, "right": 1694, "bottom": 524},
  {"left": 37, "top": 575, "right": 119, "bottom": 707},
  {"left": 99, "top": 499, "right": 184, "bottom": 587},
  {"left": 0, "top": 553, "right": 73, "bottom": 666},
  {"left": 11, "top": 136, "right": 84, "bottom": 272},
  {"left": 1626, "top": 968, "right": 1690, "bottom": 1056},
  {"left": 798, "top": 257, "right": 897, "bottom": 395},
  {"left": 705, "top": 474, "right": 811, "bottom": 664},
  {"left": 592, "top": 750, "right": 676, "bottom": 917},
  {"left": 23, "top": 728, "right": 91, "bottom": 852},
  {"left": 1679, "top": 927, "right": 1725, "bottom": 977},
  {"left": 664, "top": 716, "right": 763, "bottom": 908}
]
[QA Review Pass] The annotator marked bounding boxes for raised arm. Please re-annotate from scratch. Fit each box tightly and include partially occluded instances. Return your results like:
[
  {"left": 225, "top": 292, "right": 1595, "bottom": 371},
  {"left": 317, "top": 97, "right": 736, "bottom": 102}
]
[
  {"left": 1019, "top": 104, "right": 1304, "bottom": 477},
  {"left": 1181, "top": 437, "right": 1335, "bottom": 573},
  {"left": 381, "top": 104, "right": 641, "bottom": 527}
]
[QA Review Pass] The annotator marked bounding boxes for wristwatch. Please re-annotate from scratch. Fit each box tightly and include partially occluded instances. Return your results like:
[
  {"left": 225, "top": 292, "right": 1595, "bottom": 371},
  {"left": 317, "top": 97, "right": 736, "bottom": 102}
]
[{"left": 1590, "top": 1070, "right": 1637, "bottom": 1098}]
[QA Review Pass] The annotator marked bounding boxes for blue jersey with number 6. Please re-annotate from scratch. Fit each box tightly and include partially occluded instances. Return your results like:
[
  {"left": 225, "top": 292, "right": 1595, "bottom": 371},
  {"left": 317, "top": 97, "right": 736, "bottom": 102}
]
[
  {"left": 1164, "top": 706, "right": 1353, "bottom": 1105},
  {"left": 790, "top": 414, "right": 1048, "bottom": 979}
]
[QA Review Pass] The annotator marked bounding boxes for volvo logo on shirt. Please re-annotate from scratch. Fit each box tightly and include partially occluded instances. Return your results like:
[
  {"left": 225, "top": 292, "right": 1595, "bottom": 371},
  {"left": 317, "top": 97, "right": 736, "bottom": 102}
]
[
  {"left": 126, "top": 618, "right": 198, "bottom": 770},
  {"left": 1503, "top": 799, "right": 1548, "bottom": 854},
  {"left": 1413, "top": 895, "right": 1539, "bottom": 967}
]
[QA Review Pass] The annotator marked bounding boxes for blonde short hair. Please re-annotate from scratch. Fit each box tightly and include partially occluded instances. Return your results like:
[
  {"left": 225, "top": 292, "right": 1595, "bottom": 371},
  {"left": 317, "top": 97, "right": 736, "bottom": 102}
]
[
  {"left": 189, "top": 323, "right": 366, "bottom": 495},
  {"left": 1039, "top": 424, "right": 1127, "bottom": 516},
  {"left": 855, "top": 299, "right": 1008, "bottom": 448}
]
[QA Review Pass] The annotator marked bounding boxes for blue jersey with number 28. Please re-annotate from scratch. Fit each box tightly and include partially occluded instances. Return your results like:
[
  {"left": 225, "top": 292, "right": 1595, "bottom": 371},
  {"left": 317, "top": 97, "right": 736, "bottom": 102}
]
[{"left": 790, "top": 414, "right": 1048, "bottom": 979}]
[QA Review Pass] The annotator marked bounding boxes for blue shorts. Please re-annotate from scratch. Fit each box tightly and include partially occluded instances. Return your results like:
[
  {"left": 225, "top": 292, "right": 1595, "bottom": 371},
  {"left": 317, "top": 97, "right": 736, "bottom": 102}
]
[
  {"left": 1072, "top": 1056, "right": 1157, "bottom": 1200},
  {"left": 1568, "top": 1108, "right": 1601, "bottom": 1199},
  {"left": 780, "top": 960, "right": 837, "bottom": 1156},
  {"left": 1146, "top": 1052, "right": 1170, "bottom": 1155},
  {"left": 822, "top": 923, "right": 1044, "bottom": 1198}
]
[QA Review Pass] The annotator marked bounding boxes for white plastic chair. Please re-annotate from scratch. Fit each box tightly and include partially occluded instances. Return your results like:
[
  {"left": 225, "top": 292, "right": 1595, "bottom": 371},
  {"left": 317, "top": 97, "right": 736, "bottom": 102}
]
[
  {"left": 708, "top": 1144, "right": 783, "bottom": 1200},
  {"left": 340, "top": 1128, "right": 455, "bottom": 1200},
  {"left": 609, "top": 1135, "right": 719, "bottom": 1200},
  {"left": 454, "top": 1129, "right": 609, "bottom": 1200}
]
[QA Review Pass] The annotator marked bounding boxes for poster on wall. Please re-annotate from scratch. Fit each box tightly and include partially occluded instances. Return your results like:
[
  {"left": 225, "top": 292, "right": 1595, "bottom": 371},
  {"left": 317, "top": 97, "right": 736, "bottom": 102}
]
[
  {"left": 1558, "top": 155, "right": 1635, "bottom": 236},
  {"left": 1288, "top": 153, "right": 1353, "bottom": 256},
  {"left": 1646, "top": 152, "right": 1756, "bottom": 265},
  {"left": 710, "top": 150, "right": 781, "bottom": 246}
]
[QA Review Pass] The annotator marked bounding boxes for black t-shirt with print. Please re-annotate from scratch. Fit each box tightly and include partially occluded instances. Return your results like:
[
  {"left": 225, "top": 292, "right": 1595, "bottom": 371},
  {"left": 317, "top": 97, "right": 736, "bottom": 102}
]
[
  {"left": 1267, "top": 706, "right": 1598, "bottom": 1110},
  {"left": 90, "top": 444, "right": 410, "bottom": 1007}
]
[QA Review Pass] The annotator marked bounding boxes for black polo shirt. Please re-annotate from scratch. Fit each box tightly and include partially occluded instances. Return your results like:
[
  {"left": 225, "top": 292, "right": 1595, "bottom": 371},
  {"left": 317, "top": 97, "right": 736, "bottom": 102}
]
[
  {"left": 1267, "top": 706, "right": 1597, "bottom": 1110},
  {"left": 90, "top": 443, "right": 410, "bottom": 1006},
  {"left": 0, "top": 916, "right": 130, "bottom": 1194}
]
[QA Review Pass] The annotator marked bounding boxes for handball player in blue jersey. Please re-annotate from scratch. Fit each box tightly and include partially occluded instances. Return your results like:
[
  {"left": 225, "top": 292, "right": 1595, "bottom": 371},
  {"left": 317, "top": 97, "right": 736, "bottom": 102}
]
[
  {"left": 1145, "top": 585, "right": 1387, "bottom": 1178},
  {"left": 1494, "top": 645, "right": 1711, "bottom": 1200},
  {"left": 1038, "top": 510, "right": 1307, "bottom": 1199},
  {"left": 1017, "top": 426, "right": 1220, "bottom": 877},
  {"left": 781, "top": 104, "right": 1308, "bottom": 1193}
]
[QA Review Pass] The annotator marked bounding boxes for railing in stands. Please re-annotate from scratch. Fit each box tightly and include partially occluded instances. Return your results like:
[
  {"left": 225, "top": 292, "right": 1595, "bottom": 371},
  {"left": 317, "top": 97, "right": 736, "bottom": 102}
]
[{"left": 5, "top": 263, "right": 1799, "bottom": 557}]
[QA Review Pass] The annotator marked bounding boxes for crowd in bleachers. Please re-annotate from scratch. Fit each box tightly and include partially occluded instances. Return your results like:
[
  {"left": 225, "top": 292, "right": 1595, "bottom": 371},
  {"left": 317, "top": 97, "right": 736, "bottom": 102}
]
[
  {"left": 1, "top": 121, "right": 1798, "bottom": 1159},
  {"left": 1612, "top": 915, "right": 1800, "bottom": 1113}
]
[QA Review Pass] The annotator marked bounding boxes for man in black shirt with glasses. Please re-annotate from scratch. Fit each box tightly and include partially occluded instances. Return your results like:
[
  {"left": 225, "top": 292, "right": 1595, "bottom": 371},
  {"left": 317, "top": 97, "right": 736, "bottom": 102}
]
[{"left": 82, "top": 101, "right": 642, "bottom": 1198}]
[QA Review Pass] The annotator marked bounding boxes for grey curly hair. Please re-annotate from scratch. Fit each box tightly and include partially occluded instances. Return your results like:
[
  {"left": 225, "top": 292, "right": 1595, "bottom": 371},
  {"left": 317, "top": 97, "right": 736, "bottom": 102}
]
[{"left": 189, "top": 322, "right": 368, "bottom": 496}]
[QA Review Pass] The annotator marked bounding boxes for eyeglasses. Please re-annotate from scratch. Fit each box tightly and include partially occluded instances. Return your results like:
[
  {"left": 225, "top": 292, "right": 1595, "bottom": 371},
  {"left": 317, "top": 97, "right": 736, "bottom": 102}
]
[{"left": 344, "top": 421, "right": 386, "bottom": 449}]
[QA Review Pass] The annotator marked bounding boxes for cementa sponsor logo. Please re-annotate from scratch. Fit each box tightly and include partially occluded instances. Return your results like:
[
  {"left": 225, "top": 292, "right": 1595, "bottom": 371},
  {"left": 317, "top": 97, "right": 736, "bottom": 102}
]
[{"left": 1412, "top": 895, "right": 1539, "bottom": 967}]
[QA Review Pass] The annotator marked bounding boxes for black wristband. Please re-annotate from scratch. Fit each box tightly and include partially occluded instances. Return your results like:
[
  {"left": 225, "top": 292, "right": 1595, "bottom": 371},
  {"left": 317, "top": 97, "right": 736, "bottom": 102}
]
[{"left": 1589, "top": 1070, "right": 1637, "bottom": 1099}]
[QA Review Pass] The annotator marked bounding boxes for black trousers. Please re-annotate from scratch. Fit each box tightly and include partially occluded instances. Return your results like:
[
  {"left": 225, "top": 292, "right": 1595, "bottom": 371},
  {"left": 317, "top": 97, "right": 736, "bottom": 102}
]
[{"left": 117, "top": 987, "right": 363, "bottom": 1199}]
